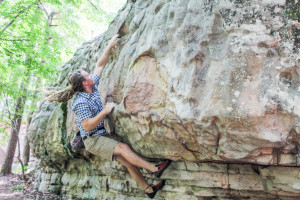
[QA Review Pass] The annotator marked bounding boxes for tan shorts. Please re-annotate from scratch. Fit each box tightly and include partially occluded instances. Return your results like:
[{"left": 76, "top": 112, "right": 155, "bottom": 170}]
[{"left": 83, "top": 134, "right": 118, "bottom": 161}]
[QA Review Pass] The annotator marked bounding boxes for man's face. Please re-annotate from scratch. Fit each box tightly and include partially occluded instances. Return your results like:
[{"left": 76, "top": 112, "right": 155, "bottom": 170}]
[{"left": 81, "top": 70, "right": 95, "bottom": 91}]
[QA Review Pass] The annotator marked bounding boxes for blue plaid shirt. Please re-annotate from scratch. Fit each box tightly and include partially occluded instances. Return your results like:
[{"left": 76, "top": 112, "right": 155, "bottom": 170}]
[{"left": 72, "top": 74, "right": 106, "bottom": 137}]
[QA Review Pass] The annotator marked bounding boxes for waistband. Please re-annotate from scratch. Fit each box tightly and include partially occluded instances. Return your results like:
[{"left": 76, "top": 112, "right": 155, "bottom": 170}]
[{"left": 82, "top": 127, "right": 106, "bottom": 140}]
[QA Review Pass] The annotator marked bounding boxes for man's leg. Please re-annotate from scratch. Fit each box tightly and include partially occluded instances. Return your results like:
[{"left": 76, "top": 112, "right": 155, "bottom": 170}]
[
  {"left": 113, "top": 142, "right": 157, "bottom": 172},
  {"left": 115, "top": 155, "right": 154, "bottom": 193}
]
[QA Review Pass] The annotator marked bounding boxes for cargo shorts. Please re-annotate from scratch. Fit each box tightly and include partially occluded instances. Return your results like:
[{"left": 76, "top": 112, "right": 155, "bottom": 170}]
[{"left": 83, "top": 133, "right": 118, "bottom": 161}]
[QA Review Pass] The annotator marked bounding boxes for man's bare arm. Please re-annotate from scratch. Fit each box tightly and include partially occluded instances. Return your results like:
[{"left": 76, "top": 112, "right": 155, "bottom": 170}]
[
  {"left": 94, "top": 34, "right": 120, "bottom": 77},
  {"left": 81, "top": 102, "right": 115, "bottom": 132}
]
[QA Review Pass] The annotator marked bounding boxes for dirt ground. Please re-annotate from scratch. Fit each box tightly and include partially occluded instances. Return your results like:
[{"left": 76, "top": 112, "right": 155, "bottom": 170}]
[{"left": 0, "top": 173, "right": 61, "bottom": 200}]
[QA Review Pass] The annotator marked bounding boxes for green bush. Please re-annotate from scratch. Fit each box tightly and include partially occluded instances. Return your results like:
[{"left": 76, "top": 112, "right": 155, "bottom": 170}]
[
  {"left": 12, "top": 165, "right": 28, "bottom": 173},
  {"left": 10, "top": 185, "right": 24, "bottom": 191}
]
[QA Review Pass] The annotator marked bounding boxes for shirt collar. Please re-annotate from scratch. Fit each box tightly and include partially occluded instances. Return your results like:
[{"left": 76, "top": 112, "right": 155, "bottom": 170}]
[{"left": 78, "top": 91, "right": 93, "bottom": 99}]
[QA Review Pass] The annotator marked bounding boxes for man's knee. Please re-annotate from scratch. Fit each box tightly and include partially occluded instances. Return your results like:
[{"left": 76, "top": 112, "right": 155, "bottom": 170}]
[
  {"left": 115, "top": 155, "right": 126, "bottom": 166},
  {"left": 114, "top": 142, "right": 130, "bottom": 156},
  {"left": 115, "top": 155, "right": 122, "bottom": 163}
]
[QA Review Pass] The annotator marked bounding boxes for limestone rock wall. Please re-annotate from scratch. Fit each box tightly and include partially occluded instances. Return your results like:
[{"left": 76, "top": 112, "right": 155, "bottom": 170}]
[
  {"left": 29, "top": 0, "right": 300, "bottom": 199},
  {"left": 34, "top": 160, "right": 300, "bottom": 199}
]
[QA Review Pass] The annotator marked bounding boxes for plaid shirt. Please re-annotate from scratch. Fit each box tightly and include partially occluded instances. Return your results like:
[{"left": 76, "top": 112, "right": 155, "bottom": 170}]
[{"left": 72, "top": 74, "right": 106, "bottom": 137}]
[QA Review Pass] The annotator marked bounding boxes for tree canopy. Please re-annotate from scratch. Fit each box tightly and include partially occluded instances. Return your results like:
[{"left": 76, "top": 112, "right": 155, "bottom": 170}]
[
  {"left": 0, "top": 0, "right": 125, "bottom": 143},
  {"left": 0, "top": 0, "right": 125, "bottom": 107}
]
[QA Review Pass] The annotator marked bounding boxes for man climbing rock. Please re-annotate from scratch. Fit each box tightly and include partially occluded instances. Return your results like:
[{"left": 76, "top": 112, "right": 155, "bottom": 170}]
[{"left": 45, "top": 34, "right": 172, "bottom": 198}]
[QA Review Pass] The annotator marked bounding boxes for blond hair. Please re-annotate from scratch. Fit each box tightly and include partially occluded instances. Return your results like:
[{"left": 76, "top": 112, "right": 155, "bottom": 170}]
[{"left": 45, "top": 70, "right": 86, "bottom": 102}]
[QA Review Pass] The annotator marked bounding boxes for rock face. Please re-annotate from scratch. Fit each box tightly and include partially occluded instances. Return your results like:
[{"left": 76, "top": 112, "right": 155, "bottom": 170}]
[{"left": 29, "top": 0, "right": 300, "bottom": 199}]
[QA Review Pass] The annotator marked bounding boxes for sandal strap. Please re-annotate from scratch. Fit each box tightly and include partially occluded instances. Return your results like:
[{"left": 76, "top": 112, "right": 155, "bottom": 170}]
[{"left": 144, "top": 184, "right": 151, "bottom": 192}]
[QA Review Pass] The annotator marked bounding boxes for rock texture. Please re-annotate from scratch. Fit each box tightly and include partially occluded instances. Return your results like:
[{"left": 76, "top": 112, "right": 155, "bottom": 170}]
[{"left": 29, "top": 0, "right": 300, "bottom": 199}]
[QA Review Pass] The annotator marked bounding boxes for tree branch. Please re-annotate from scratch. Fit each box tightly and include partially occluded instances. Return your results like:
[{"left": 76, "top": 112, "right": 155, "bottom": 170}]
[
  {"left": 38, "top": 3, "right": 59, "bottom": 25},
  {"left": 0, "top": 38, "right": 30, "bottom": 41},
  {"left": 47, "top": 11, "right": 59, "bottom": 26},
  {"left": 87, "top": 0, "right": 101, "bottom": 13},
  {"left": 38, "top": 3, "right": 60, "bottom": 42},
  {"left": 37, "top": 2, "right": 48, "bottom": 17},
  {"left": 3, "top": 48, "right": 13, "bottom": 54},
  {"left": 4, "top": 96, "right": 12, "bottom": 121},
  {"left": 0, "top": 0, "right": 41, "bottom": 35}
]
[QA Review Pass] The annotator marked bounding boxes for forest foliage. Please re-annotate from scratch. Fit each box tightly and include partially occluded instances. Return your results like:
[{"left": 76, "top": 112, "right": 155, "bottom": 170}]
[{"left": 0, "top": 0, "right": 125, "bottom": 142}]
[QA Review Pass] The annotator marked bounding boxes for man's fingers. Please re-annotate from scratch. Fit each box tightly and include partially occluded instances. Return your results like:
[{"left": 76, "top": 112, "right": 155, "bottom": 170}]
[
  {"left": 113, "top": 34, "right": 119, "bottom": 39},
  {"left": 106, "top": 102, "right": 116, "bottom": 110},
  {"left": 108, "top": 34, "right": 120, "bottom": 47},
  {"left": 111, "top": 34, "right": 119, "bottom": 42}
]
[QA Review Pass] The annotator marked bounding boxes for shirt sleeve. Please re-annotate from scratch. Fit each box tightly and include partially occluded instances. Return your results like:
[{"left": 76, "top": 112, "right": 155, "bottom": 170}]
[
  {"left": 73, "top": 102, "right": 93, "bottom": 122},
  {"left": 92, "top": 74, "right": 100, "bottom": 88}
]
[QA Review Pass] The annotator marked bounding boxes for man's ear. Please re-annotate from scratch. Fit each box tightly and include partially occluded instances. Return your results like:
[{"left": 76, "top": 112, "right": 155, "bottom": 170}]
[{"left": 82, "top": 80, "right": 87, "bottom": 86}]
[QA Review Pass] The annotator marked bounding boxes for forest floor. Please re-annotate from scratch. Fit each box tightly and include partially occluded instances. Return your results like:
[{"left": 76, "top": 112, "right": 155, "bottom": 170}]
[{"left": 0, "top": 173, "right": 61, "bottom": 200}]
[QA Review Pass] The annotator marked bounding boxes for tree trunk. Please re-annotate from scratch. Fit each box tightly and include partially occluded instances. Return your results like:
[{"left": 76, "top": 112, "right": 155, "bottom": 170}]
[
  {"left": 0, "top": 93, "right": 27, "bottom": 175},
  {"left": 23, "top": 114, "right": 32, "bottom": 166},
  {"left": 23, "top": 77, "right": 40, "bottom": 166},
  {"left": 17, "top": 136, "right": 25, "bottom": 180}
]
